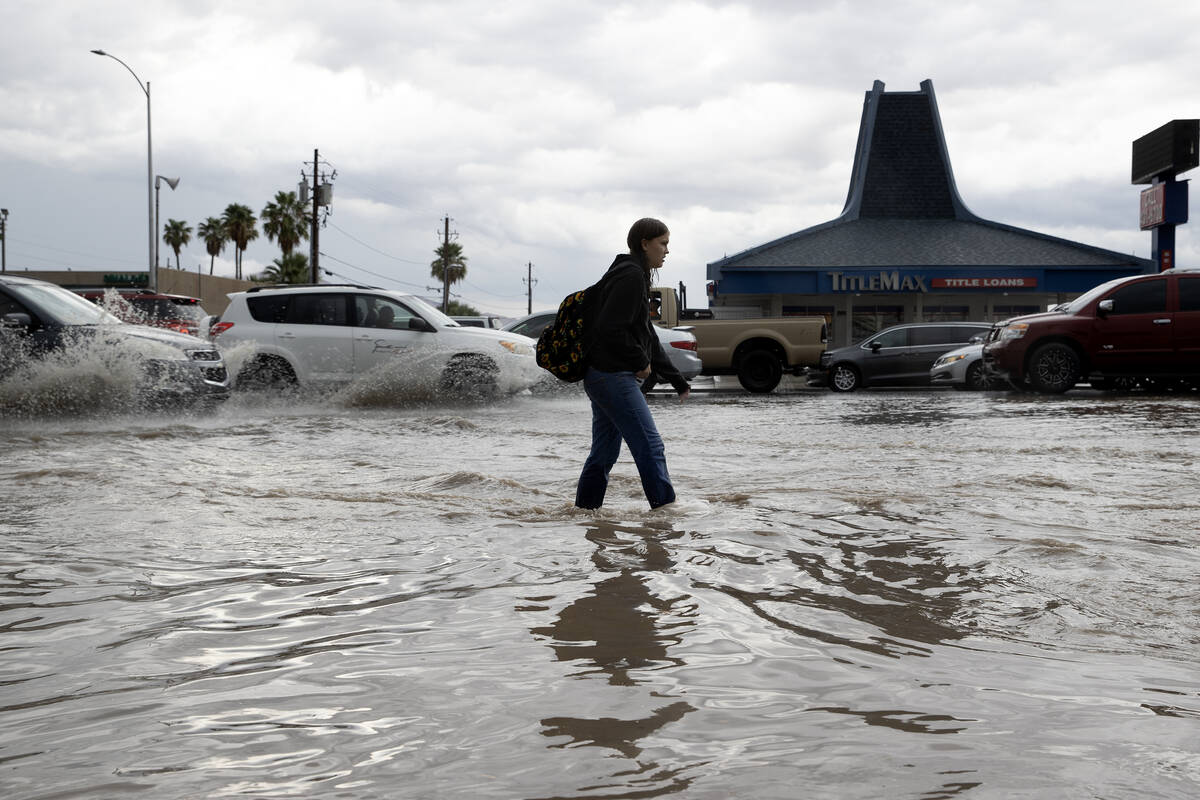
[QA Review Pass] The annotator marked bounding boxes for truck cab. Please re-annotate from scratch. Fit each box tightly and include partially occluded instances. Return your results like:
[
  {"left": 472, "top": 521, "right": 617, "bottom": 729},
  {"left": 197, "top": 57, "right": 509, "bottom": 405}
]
[{"left": 651, "top": 285, "right": 828, "bottom": 393}]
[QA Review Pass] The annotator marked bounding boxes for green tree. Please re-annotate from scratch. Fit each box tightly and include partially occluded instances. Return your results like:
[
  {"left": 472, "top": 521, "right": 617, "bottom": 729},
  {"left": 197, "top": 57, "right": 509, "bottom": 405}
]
[
  {"left": 162, "top": 219, "right": 192, "bottom": 269},
  {"left": 446, "top": 300, "right": 480, "bottom": 316},
  {"left": 431, "top": 241, "right": 468, "bottom": 311},
  {"left": 255, "top": 252, "right": 309, "bottom": 284},
  {"left": 222, "top": 203, "right": 259, "bottom": 280},
  {"left": 261, "top": 190, "right": 308, "bottom": 256},
  {"left": 197, "top": 216, "right": 228, "bottom": 275}
]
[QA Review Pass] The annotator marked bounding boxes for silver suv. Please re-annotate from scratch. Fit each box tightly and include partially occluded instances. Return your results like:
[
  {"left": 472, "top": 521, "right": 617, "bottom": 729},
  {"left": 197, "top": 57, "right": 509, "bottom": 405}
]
[{"left": 210, "top": 283, "right": 541, "bottom": 396}]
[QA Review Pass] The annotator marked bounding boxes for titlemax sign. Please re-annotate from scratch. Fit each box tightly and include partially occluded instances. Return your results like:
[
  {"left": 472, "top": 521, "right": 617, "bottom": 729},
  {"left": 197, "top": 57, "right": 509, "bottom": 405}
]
[{"left": 826, "top": 271, "right": 1037, "bottom": 292}]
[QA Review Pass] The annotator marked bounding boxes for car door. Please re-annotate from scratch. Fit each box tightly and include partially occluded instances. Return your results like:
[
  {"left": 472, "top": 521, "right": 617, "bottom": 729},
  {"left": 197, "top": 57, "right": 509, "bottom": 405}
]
[
  {"left": 1090, "top": 277, "right": 1172, "bottom": 373},
  {"left": 1173, "top": 275, "right": 1200, "bottom": 371},
  {"left": 858, "top": 326, "right": 912, "bottom": 384},
  {"left": 352, "top": 294, "right": 432, "bottom": 377},
  {"left": 901, "top": 325, "right": 969, "bottom": 384},
  {"left": 277, "top": 292, "right": 355, "bottom": 384}
]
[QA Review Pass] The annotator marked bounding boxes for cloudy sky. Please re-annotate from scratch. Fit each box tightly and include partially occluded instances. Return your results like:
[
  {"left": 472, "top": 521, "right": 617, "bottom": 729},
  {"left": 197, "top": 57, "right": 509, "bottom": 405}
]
[{"left": 2, "top": 0, "right": 1198, "bottom": 316}]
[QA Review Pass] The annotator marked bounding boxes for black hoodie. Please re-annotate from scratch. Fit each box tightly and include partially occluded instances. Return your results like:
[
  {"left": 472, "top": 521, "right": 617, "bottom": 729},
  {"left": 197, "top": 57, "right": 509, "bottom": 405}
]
[{"left": 584, "top": 255, "right": 689, "bottom": 395}]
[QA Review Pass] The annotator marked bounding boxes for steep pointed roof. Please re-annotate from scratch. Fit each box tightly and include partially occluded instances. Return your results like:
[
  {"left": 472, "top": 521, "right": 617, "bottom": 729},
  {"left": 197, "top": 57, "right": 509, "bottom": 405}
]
[{"left": 709, "top": 80, "right": 1151, "bottom": 275}]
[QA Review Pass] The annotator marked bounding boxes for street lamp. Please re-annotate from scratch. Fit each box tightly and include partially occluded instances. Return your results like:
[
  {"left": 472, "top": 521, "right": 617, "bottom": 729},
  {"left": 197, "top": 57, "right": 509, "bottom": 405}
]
[
  {"left": 155, "top": 175, "right": 179, "bottom": 269},
  {"left": 91, "top": 48, "right": 155, "bottom": 292}
]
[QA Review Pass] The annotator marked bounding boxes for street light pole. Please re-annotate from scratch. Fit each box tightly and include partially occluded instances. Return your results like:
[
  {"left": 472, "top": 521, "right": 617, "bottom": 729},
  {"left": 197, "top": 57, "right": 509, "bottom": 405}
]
[
  {"left": 155, "top": 175, "right": 179, "bottom": 270},
  {"left": 91, "top": 49, "right": 155, "bottom": 292}
]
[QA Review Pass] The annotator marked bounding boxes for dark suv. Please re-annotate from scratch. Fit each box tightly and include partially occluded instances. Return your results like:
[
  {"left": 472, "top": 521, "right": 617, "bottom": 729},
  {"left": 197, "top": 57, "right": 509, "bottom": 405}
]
[
  {"left": 808, "top": 322, "right": 993, "bottom": 391},
  {"left": 1, "top": 275, "right": 229, "bottom": 408},
  {"left": 983, "top": 269, "right": 1200, "bottom": 393}
]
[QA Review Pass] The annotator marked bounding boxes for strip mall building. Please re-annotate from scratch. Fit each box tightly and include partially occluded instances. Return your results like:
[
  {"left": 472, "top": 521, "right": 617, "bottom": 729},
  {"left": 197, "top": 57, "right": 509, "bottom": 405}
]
[{"left": 706, "top": 80, "right": 1155, "bottom": 347}]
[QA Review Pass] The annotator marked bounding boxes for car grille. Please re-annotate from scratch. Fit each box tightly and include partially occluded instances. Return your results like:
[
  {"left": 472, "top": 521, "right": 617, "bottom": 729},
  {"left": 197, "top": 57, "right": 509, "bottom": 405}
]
[
  {"left": 201, "top": 366, "right": 228, "bottom": 383},
  {"left": 188, "top": 349, "right": 222, "bottom": 362}
]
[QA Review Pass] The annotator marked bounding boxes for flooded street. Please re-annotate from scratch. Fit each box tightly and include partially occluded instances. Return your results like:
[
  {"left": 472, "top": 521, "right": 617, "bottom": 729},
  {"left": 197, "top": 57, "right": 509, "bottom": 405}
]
[{"left": 2, "top": 381, "right": 1199, "bottom": 799}]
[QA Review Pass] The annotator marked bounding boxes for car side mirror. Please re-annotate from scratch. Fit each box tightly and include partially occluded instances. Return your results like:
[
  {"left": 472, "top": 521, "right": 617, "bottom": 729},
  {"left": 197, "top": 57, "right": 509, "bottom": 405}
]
[
  {"left": 1, "top": 312, "right": 32, "bottom": 331},
  {"left": 870, "top": 341, "right": 883, "bottom": 352},
  {"left": 409, "top": 317, "right": 436, "bottom": 332},
  {"left": 1097, "top": 299, "right": 1113, "bottom": 317}
]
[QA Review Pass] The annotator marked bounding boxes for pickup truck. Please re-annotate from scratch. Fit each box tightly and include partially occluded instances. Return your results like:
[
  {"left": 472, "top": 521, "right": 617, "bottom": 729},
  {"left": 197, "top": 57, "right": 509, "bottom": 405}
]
[
  {"left": 983, "top": 268, "right": 1200, "bottom": 393},
  {"left": 651, "top": 285, "right": 827, "bottom": 393}
]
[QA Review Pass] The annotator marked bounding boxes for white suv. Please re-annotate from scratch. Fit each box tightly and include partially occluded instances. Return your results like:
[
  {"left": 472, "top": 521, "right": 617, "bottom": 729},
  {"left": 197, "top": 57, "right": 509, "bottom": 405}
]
[{"left": 210, "top": 284, "right": 542, "bottom": 397}]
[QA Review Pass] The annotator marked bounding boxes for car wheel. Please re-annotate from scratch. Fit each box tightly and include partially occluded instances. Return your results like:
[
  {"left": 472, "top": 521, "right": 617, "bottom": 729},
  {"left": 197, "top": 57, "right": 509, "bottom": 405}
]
[
  {"left": 237, "top": 355, "right": 297, "bottom": 392},
  {"left": 736, "top": 349, "right": 782, "bottom": 393},
  {"left": 1027, "top": 342, "right": 1081, "bottom": 394},
  {"left": 829, "top": 363, "right": 860, "bottom": 392},
  {"left": 964, "top": 361, "right": 990, "bottom": 390},
  {"left": 440, "top": 354, "right": 498, "bottom": 399}
]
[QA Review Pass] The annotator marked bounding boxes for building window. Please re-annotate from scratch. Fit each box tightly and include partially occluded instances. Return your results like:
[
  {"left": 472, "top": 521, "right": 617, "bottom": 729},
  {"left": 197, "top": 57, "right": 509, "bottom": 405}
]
[
  {"left": 852, "top": 305, "right": 903, "bottom": 341},
  {"left": 922, "top": 305, "right": 969, "bottom": 322},
  {"left": 992, "top": 305, "right": 1040, "bottom": 319}
]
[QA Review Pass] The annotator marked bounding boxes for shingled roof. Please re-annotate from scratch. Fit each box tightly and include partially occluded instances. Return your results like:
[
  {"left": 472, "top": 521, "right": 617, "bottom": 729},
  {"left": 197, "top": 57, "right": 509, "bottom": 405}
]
[{"left": 709, "top": 79, "right": 1151, "bottom": 274}]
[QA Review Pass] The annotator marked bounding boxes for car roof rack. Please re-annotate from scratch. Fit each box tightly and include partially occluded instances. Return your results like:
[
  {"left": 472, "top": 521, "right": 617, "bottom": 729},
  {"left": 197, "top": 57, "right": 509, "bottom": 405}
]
[{"left": 244, "top": 282, "right": 380, "bottom": 292}]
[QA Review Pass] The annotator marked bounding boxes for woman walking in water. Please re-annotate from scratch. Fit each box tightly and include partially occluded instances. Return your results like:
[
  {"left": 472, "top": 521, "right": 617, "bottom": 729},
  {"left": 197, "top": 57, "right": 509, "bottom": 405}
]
[{"left": 575, "top": 218, "right": 690, "bottom": 510}]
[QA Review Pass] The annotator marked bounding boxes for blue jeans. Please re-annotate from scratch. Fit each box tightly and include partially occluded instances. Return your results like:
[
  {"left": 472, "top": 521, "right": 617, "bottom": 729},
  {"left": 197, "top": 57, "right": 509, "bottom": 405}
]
[{"left": 575, "top": 368, "right": 676, "bottom": 509}]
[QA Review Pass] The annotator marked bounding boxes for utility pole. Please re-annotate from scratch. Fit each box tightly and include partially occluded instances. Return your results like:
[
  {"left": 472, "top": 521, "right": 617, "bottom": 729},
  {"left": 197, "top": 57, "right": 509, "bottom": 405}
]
[
  {"left": 310, "top": 148, "right": 320, "bottom": 283},
  {"left": 304, "top": 149, "right": 337, "bottom": 283},
  {"left": 0, "top": 208, "right": 8, "bottom": 272},
  {"left": 523, "top": 261, "right": 536, "bottom": 314},
  {"left": 441, "top": 215, "right": 451, "bottom": 313}
]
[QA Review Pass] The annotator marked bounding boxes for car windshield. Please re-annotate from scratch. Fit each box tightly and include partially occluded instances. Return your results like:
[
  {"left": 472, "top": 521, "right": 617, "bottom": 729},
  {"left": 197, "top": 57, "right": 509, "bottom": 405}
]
[
  {"left": 1060, "top": 277, "right": 1129, "bottom": 314},
  {"left": 11, "top": 283, "right": 121, "bottom": 325}
]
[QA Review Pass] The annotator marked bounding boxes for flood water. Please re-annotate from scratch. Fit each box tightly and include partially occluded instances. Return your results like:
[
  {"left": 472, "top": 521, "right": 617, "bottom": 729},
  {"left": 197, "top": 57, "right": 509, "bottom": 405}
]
[{"left": 2, "top": 376, "right": 1199, "bottom": 799}]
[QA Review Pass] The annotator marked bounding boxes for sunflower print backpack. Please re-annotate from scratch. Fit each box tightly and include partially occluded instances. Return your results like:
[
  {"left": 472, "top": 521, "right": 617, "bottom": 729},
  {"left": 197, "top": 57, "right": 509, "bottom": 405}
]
[{"left": 535, "top": 289, "right": 590, "bottom": 382}]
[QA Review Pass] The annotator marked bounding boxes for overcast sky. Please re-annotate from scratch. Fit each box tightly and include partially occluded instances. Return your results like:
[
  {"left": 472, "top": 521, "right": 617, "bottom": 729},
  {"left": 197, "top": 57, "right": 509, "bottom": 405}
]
[{"left": 2, "top": 0, "right": 1198, "bottom": 316}]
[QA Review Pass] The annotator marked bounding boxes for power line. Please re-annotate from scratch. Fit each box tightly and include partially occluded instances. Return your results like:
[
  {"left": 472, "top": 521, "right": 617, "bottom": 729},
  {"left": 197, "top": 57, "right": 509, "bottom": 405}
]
[
  {"left": 326, "top": 221, "right": 427, "bottom": 265},
  {"left": 317, "top": 251, "right": 428, "bottom": 290}
]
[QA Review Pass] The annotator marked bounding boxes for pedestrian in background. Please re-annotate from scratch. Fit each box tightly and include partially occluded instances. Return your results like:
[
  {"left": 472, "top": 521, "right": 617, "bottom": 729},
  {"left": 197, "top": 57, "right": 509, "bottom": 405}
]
[{"left": 575, "top": 218, "right": 689, "bottom": 510}]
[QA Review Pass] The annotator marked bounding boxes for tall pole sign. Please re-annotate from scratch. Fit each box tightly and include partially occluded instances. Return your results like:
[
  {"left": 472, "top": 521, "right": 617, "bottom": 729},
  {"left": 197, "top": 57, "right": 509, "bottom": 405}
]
[{"left": 1132, "top": 119, "right": 1198, "bottom": 271}]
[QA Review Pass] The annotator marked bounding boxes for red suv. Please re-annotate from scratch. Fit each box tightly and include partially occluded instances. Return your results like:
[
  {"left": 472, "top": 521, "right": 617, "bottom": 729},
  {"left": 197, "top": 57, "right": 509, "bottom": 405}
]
[
  {"left": 74, "top": 289, "right": 208, "bottom": 338},
  {"left": 983, "top": 269, "right": 1200, "bottom": 393}
]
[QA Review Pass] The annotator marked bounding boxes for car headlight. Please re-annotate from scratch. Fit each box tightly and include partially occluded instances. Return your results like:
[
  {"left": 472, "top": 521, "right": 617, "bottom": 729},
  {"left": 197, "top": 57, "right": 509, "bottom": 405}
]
[
  {"left": 934, "top": 353, "right": 966, "bottom": 367},
  {"left": 999, "top": 323, "right": 1029, "bottom": 340},
  {"left": 497, "top": 339, "right": 532, "bottom": 356}
]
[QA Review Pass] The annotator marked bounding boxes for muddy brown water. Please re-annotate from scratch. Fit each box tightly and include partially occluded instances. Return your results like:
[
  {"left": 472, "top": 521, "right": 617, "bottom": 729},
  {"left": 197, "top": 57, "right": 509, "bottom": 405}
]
[{"left": 2, "top": 376, "right": 1198, "bottom": 799}]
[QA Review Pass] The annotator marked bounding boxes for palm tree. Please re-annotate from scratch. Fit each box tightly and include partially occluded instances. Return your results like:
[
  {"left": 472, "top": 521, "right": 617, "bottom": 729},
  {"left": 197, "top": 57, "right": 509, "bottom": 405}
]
[
  {"left": 197, "top": 216, "right": 228, "bottom": 275},
  {"left": 255, "top": 252, "right": 309, "bottom": 284},
  {"left": 162, "top": 219, "right": 192, "bottom": 269},
  {"left": 261, "top": 190, "right": 308, "bottom": 256},
  {"left": 431, "top": 241, "right": 468, "bottom": 310},
  {"left": 222, "top": 203, "right": 259, "bottom": 280}
]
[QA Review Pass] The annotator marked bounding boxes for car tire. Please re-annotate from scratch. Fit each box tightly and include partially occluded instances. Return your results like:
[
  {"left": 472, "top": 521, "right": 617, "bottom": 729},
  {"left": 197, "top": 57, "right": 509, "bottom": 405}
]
[
  {"left": 963, "top": 361, "right": 990, "bottom": 390},
  {"left": 1027, "top": 342, "right": 1081, "bottom": 394},
  {"left": 829, "top": 363, "right": 861, "bottom": 392},
  {"left": 440, "top": 353, "right": 498, "bottom": 399},
  {"left": 736, "top": 349, "right": 782, "bottom": 394},
  {"left": 237, "top": 355, "right": 297, "bottom": 392}
]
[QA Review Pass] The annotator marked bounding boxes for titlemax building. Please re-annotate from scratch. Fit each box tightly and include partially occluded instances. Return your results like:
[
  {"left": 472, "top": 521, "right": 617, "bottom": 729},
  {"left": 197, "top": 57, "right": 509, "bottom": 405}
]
[{"left": 706, "top": 80, "right": 1154, "bottom": 347}]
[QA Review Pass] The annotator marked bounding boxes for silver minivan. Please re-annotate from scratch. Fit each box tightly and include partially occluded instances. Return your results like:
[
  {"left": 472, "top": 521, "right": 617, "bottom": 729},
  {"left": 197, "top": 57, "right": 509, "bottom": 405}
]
[{"left": 807, "top": 322, "right": 993, "bottom": 392}]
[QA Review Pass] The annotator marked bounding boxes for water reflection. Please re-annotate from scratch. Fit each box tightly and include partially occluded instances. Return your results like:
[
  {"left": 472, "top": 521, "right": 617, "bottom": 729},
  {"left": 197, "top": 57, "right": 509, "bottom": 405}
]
[
  {"left": 696, "top": 526, "right": 982, "bottom": 663},
  {"left": 530, "top": 523, "right": 697, "bottom": 773}
]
